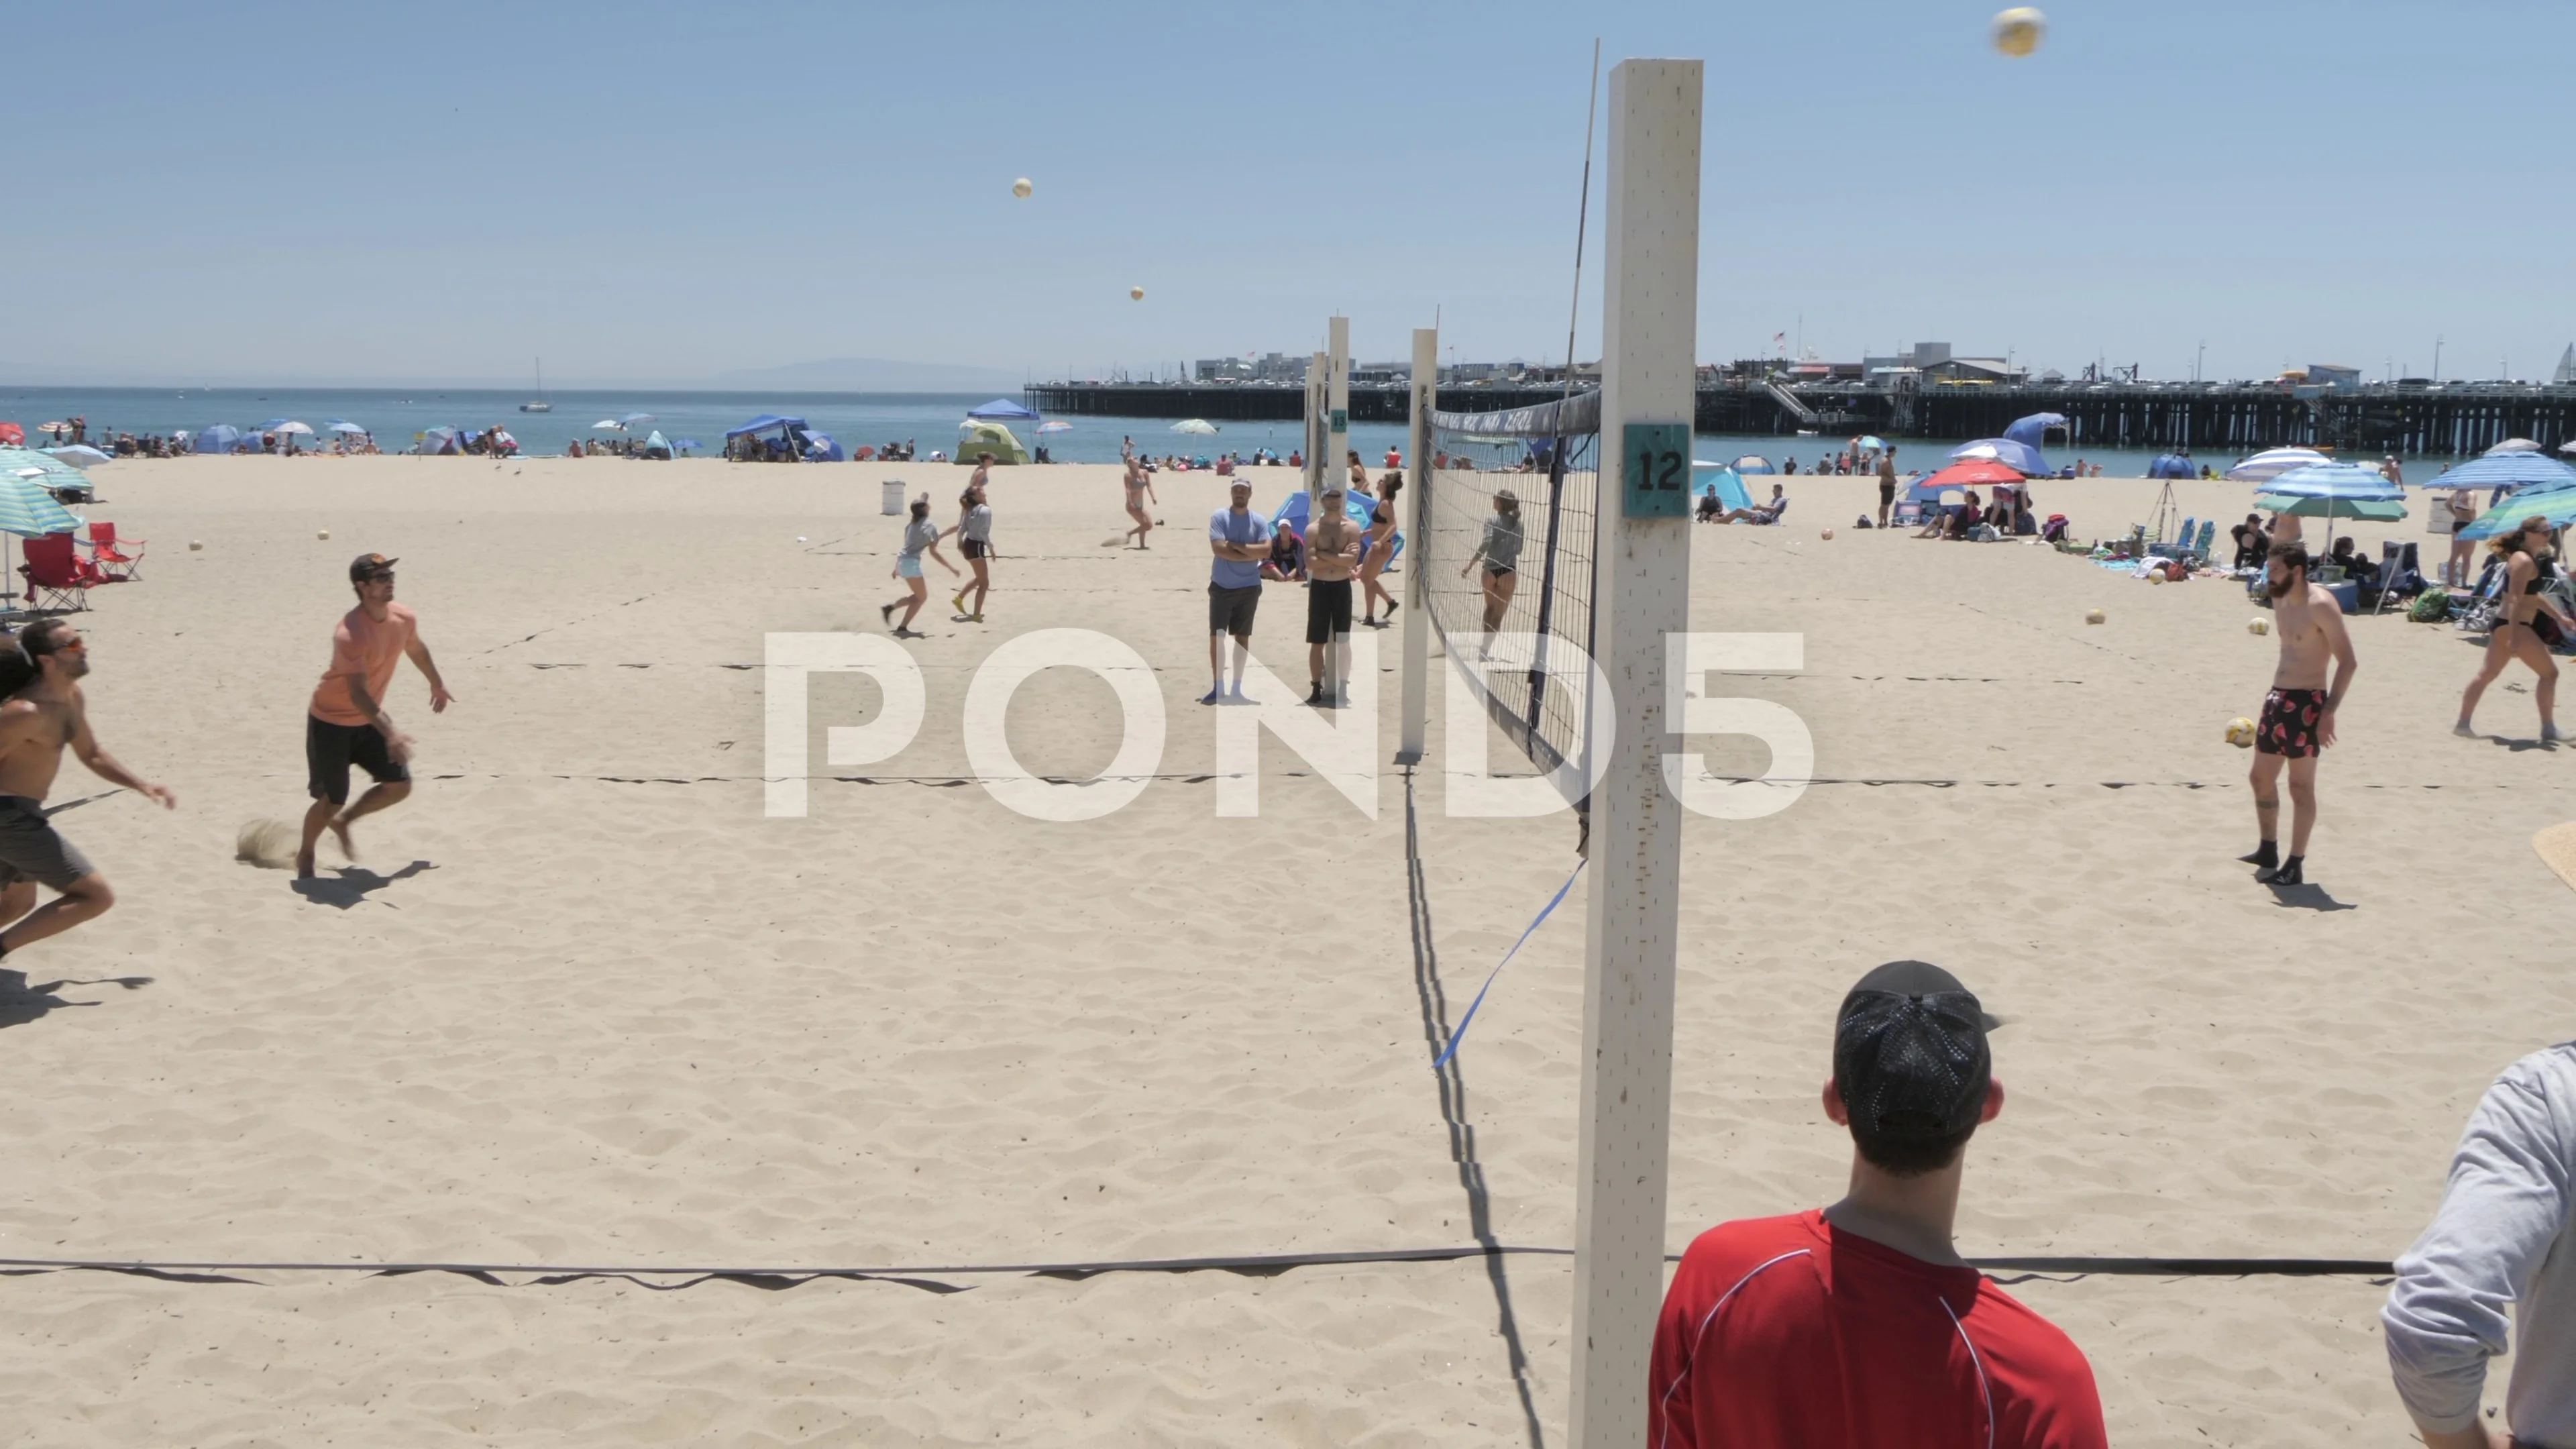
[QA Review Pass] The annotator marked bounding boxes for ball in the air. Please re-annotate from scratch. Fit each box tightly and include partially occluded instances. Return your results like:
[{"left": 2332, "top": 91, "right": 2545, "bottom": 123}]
[
  {"left": 1012, "top": 177, "right": 1033, "bottom": 199},
  {"left": 2085, "top": 606, "right": 2105, "bottom": 625},
  {"left": 317, "top": 529, "right": 330, "bottom": 540},
  {"left": 2248, "top": 616, "right": 2270, "bottom": 636},
  {"left": 2224, "top": 716, "right": 2259, "bottom": 749},
  {"left": 1130, "top": 285, "right": 1146, "bottom": 301},
  {"left": 1992, "top": 7, "right": 2045, "bottom": 56}
]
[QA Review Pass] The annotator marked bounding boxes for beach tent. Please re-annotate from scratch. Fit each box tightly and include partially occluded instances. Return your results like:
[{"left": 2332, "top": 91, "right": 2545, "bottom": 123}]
[
  {"left": 725, "top": 415, "right": 806, "bottom": 439},
  {"left": 1730, "top": 454, "right": 1776, "bottom": 475},
  {"left": 193, "top": 425, "right": 243, "bottom": 453},
  {"left": 417, "top": 426, "right": 463, "bottom": 455},
  {"left": 965, "top": 398, "right": 1040, "bottom": 421},
  {"left": 2149, "top": 452, "right": 2196, "bottom": 479},
  {"left": 955, "top": 421, "right": 1028, "bottom": 464},
  {"left": 1269, "top": 489, "right": 1379, "bottom": 537},
  {"left": 1691, "top": 463, "right": 1752, "bottom": 514},
  {"left": 639, "top": 431, "right": 674, "bottom": 460},
  {"left": 1951, "top": 437, "right": 2047, "bottom": 475},
  {"left": 2002, "top": 413, "right": 2069, "bottom": 449}
]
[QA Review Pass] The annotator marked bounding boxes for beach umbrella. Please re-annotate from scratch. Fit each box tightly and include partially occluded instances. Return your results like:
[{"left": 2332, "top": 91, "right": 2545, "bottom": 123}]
[
  {"left": 2561, "top": 441, "right": 2576, "bottom": 455},
  {"left": 1855, "top": 435, "right": 1887, "bottom": 450},
  {"left": 671, "top": 438, "right": 700, "bottom": 452},
  {"left": 2487, "top": 438, "right": 2544, "bottom": 455},
  {"left": 1907, "top": 460, "right": 2023, "bottom": 501},
  {"left": 2001, "top": 413, "right": 2068, "bottom": 449},
  {"left": 2424, "top": 452, "right": 2576, "bottom": 495},
  {"left": 1730, "top": 454, "right": 1776, "bottom": 474},
  {"left": 1952, "top": 437, "right": 2047, "bottom": 474},
  {"left": 0, "top": 460, "right": 87, "bottom": 532},
  {"left": 42, "top": 445, "right": 111, "bottom": 470},
  {"left": 2149, "top": 451, "right": 2196, "bottom": 479},
  {"left": 326, "top": 421, "right": 367, "bottom": 435},
  {"left": 2253, "top": 492, "right": 2409, "bottom": 522},
  {"left": 2261, "top": 462, "right": 2403, "bottom": 499},
  {"left": 254, "top": 417, "right": 288, "bottom": 431},
  {"left": 1171, "top": 419, "right": 1220, "bottom": 435},
  {"left": 2458, "top": 488, "right": 2576, "bottom": 541},
  {"left": 2224, "top": 447, "right": 2330, "bottom": 482},
  {"left": 590, "top": 419, "right": 625, "bottom": 431},
  {"left": 619, "top": 413, "right": 656, "bottom": 427},
  {"left": 0, "top": 424, "right": 19, "bottom": 446},
  {"left": 966, "top": 398, "right": 1040, "bottom": 421},
  {"left": 1035, "top": 420, "right": 1073, "bottom": 434},
  {"left": 272, "top": 421, "right": 315, "bottom": 436},
  {"left": 193, "top": 425, "right": 242, "bottom": 453}
]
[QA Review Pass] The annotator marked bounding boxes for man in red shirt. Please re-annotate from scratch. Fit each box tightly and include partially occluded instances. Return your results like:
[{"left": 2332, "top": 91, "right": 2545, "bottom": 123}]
[
  {"left": 297, "top": 554, "right": 454, "bottom": 877},
  {"left": 1649, "top": 961, "right": 2107, "bottom": 1448}
]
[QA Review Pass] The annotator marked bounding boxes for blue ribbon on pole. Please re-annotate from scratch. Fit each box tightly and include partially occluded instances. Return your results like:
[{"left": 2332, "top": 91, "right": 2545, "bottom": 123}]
[{"left": 1432, "top": 859, "right": 1586, "bottom": 1069}]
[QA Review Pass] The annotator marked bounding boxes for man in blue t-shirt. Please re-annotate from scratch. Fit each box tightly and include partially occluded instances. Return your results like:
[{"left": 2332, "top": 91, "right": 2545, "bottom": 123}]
[{"left": 1205, "top": 480, "right": 1271, "bottom": 704}]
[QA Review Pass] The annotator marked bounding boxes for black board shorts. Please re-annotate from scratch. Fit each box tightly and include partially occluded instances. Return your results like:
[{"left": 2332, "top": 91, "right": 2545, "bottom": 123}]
[
  {"left": 1207, "top": 582, "right": 1262, "bottom": 639},
  {"left": 963, "top": 537, "right": 989, "bottom": 560},
  {"left": 1305, "top": 578, "right": 1354, "bottom": 644},
  {"left": 0, "top": 794, "right": 93, "bottom": 891},
  {"left": 307, "top": 714, "right": 410, "bottom": 804}
]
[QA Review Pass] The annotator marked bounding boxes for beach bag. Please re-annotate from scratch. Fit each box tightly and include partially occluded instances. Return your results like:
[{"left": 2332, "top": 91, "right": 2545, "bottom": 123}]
[{"left": 2408, "top": 590, "right": 2453, "bottom": 623}]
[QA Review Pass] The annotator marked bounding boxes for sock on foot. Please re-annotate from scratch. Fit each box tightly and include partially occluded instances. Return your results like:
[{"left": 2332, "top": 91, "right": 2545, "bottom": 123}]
[
  {"left": 2267, "top": 855, "right": 2305, "bottom": 885},
  {"left": 2238, "top": 840, "right": 2278, "bottom": 868}
]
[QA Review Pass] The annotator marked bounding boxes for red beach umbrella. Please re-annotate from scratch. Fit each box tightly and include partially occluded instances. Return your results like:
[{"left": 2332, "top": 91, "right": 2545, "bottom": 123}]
[
  {"left": 1918, "top": 459, "right": 2024, "bottom": 489},
  {"left": 0, "top": 423, "right": 21, "bottom": 446}
]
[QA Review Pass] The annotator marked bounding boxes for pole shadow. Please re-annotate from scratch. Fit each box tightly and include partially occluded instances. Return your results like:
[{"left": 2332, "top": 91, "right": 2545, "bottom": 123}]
[
  {"left": 291, "top": 860, "right": 436, "bottom": 910},
  {"left": 0, "top": 969, "right": 152, "bottom": 1029},
  {"left": 1405, "top": 769, "right": 1547, "bottom": 1449}
]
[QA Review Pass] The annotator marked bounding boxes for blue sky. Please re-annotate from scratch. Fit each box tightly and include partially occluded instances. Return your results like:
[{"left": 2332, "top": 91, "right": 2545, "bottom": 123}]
[{"left": 8, "top": 0, "right": 2569, "bottom": 386}]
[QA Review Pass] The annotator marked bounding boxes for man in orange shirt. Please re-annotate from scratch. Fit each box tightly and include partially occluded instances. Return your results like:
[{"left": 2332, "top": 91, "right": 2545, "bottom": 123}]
[{"left": 298, "top": 554, "right": 454, "bottom": 878}]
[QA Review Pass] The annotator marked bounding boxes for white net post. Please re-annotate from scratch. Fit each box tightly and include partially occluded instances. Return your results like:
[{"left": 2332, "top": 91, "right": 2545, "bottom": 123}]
[
  {"left": 1397, "top": 325, "right": 1436, "bottom": 765},
  {"left": 1567, "top": 56, "right": 1701, "bottom": 1449},
  {"left": 1328, "top": 315, "right": 1352, "bottom": 495},
  {"left": 1304, "top": 349, "right": 1328, "bottom": 506}
]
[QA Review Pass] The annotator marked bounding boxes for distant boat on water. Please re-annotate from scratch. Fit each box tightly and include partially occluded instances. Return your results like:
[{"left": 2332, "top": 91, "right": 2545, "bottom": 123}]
[{"left": 521, "top": 358, "right": 552, "bottom": 413}]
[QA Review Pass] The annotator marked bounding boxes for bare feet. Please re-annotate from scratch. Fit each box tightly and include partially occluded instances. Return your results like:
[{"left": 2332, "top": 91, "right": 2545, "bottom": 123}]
[
  {"left": 327, "top": 816, "right": 356, "bottom": 862},
  {"left": 293, "top": 849, "right": 315, "bottom": 879}
]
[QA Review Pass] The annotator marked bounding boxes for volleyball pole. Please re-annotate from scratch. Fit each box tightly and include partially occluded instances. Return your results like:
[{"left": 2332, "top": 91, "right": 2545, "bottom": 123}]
[
  {"left": 1566, "top": 56, "right": 1701, "bottom": 1449},
  {"left": 1397, "top": 325, "right": 1436, "bottom": 765}
]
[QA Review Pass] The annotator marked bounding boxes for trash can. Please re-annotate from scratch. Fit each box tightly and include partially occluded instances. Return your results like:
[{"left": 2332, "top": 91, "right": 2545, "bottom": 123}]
[{"left": 881, "top": 479, "right": 905, "bottom": 516}]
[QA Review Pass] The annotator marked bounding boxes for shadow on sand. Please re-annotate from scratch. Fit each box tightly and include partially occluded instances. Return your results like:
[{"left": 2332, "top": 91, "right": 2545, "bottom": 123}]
[
  {"left": 2267, "top": 880, "right": 2357, "bottom": 912},
  {"left": 0, "top": 968, "right": 152, "bottom": 1029},
  {"left": 292, "top": 860, "right": 436, "bottom": 910}
]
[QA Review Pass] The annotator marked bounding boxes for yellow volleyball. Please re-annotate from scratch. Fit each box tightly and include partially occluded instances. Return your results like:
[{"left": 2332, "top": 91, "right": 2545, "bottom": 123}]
[
  {"left": 2225, "top": 716, "right": 2259, "bottom": 749},
  {"left": 2248, "top": 616, "right": 2270, "bottom": 636},
  {"left": 2084, "top": 607, "right": 2105, "bottom": 625}
]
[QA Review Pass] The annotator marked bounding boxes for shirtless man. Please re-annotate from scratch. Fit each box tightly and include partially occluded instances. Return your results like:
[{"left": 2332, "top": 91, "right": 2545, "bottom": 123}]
[
  {"left": 1306, "top": 488, "right": 1363, "bottom": 706},
  {"left": 0, "top": 619, "right": 176, "bottom": 964},
  {"left": 2242, "top": 541, "right": 2357, "bottom": 887},
  {"left": 299, "top": 553, "right": 454, "bottom": 877},
  {"left": 1876, "top": 447, "right": 1898, "bottom": 529}
]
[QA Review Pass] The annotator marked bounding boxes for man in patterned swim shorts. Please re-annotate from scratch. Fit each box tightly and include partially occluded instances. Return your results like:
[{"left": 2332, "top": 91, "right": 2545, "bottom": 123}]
[{"left": 2243, "top": 540, "right": 2357, "bottom": 888}]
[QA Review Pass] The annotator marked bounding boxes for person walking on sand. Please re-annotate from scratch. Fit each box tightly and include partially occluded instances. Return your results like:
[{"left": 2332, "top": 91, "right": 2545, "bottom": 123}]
[
  {"left": 1876, "top": 446, "right": 1898, "bottom": 529},
  {"left": 881, "top": 497, "right": 957, "bottom": 638},
  {"left": 1460, "top": 489, "right": 1524, "bottom": 643},
  {"left": 0, "top": 621, "right": 176, "bottom": 963},
  {"left": 1650, "top": 960, "right": 2107, "bottom": 1448},
  {"left": 1358, "top": 474, "right": 1402, "bottom": 628},
  {"left": 1120, "top": 453, "right": 1158, "bottom": 549},
  {"left": 299, "top": 554, "right": 452, "bottom": 879},
  {"left": 2383, "top": 1040, "right": 2576, "bottom": 1449},
  {"left": 2456, "top": 515, "right": 2571, "bottom": 742},
  {"left": 943, "top": 472, "right": 995, "bottom": 623},
  {"left": 2241, "top": 541, "right": 2357, "bottom": 888},
  {"left": 1306, "top": 487, "right": 1362, "bottom": 706},
  {"left": 2444, "top": 486, "right": 2482, "bottom": 586},
  {"left": 1202, "top": 480, "right": 1270, "bottom": 704}
]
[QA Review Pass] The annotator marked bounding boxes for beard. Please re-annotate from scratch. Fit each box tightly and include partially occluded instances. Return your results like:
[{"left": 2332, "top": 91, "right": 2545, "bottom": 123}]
[
  {"left": 2265, "top": 572, "right": 2298, "bottom": 599},
  {"left": 66, "top": 655, "right": 90, "bottom": 679}
]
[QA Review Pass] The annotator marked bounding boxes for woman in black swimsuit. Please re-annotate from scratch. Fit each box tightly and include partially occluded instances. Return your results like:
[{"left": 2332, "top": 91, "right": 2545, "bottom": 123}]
[{"left": 2457, "top": 515, "right": 2571, "bottom": 741}]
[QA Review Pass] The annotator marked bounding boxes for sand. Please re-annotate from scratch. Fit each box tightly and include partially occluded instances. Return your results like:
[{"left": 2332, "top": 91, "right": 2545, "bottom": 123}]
[{"left": 0, "top": 455, "right": 2563, "bottom": 1445}]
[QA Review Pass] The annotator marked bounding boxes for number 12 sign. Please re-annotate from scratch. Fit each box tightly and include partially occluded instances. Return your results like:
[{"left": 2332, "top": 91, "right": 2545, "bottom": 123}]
[{"left": 1621, "top": 422, "right": 1690, "bottom": 518}]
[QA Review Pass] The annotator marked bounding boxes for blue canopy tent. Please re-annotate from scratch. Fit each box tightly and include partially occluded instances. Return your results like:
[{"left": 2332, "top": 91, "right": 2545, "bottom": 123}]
[
  {"left": 1270, "top": 489, "right": 1381, "bottom": 535},
  {"left": 2002, "top": 413, "right": 2068, "bottom": 449},
  {"left": 2149, "top": 452, "right": 2196, "bottom": 479},
  {"left": 725, "top": 415, "right": 818, "bottom": 461},
  {"left": 965, "top": 398, "right": 1040, "bottom": 422},
  {"left": 193, "top": 424, "right": 244, "bottom": 453}
]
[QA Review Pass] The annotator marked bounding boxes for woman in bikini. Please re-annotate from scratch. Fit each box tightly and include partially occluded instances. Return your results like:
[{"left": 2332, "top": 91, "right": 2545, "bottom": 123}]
[
  {"left": 1120, "top": 454, "right": 1157, "bottom": 549},
  {"left": 1460, "top": 489, "right": 1524, "bottom": 643},
  {"left": 2457, "top": 515, "right": 2572, "bottom": 741},
  {"left": 1358, "top": 473, "right": 1402, "bottom": 627}
]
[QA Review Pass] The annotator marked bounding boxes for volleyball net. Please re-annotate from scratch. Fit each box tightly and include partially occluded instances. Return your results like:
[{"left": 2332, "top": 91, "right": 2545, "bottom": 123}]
[{"left": 1417, "top": 388, "right": 1603, "bottom": 784}]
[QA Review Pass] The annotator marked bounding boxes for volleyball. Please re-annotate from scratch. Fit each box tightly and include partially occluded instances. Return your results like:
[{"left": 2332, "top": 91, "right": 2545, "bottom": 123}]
[
  {"left": 2248, "top": 616, "right": 2270, "bottom": 636},
  {"left": 2084, "top": 607, "right": 2105, "bottom": 624},
  {"left": 2225, "top": 716, "right": 2259, "bottom": 749},
  {"left": 1821, "top": 528, "right": 1835, "bottom": 540},
  {"left": 1130, "top": 285, "right": 1145, "bottom": 301},
  {"left": 317, "top": 529, "right": 330, "bottom": 540},
  {"left": 189, "top": 540, "right": 203, "bottom": 551},
  {"left": 2149, "top": 572, "right": 2165, "bottom": 586},
  {"left": 1992, "top": 7, "right": 2045, "bottom": 56},
  {"left": 1012, "top": 177, "right": 1033, "bottom": 199}
]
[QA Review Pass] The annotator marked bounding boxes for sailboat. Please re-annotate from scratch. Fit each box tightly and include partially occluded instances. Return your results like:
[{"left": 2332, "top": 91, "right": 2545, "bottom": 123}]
[
  {"left": 520, "top": 358, "right": 553, "bottom": 413},
  {"left": 2554, "top": 344, "right": 2573, "bottom": 386}
]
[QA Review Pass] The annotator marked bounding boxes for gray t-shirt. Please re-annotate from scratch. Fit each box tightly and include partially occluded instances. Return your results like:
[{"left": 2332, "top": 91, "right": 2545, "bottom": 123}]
[
  {"left": 900, "top": 519, "right": 939, "bottom": 559},
  {"left": 1481, "top": 513, "right": 1525, "bottom": 570},
  {"left": 963, "top": 504, "right": 993, "bottom": 543},
  {"left": 1210, "top": 506, "right": 1267, "bottom": 589}
]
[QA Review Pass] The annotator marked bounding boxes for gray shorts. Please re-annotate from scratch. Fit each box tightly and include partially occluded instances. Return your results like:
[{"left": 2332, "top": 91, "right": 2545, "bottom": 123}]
[
  {"left": 1207, "top": 582, "right": 1262, "bottom": 639},
  {"left": 0, "top": 795, "right": 93, "bottom": 892}
]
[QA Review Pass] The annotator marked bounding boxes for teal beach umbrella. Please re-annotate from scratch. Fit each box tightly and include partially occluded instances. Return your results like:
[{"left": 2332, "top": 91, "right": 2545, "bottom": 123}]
[{"left": 2457, "top": 485, "right": 2576, "bottom": 541}]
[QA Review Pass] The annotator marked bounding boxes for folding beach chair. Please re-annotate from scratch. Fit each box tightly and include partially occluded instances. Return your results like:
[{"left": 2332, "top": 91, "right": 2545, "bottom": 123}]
[
  {"left": 2195, "top": 519, "right": 2217, "bottom": 561},
  {"left": 19, "top": 531, "right": 117, "bottom": 614},
  {"left": 1892, "top": 501, "right": 1925, "bottom": 528},
  {"left": 81, "top": 521, "right": 144, "bottom": 581}
]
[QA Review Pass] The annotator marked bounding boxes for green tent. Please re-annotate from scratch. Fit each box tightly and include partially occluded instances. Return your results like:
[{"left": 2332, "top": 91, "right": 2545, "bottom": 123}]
[{"left": 955, "top": 421, "right": 1028, "bottom": 465}]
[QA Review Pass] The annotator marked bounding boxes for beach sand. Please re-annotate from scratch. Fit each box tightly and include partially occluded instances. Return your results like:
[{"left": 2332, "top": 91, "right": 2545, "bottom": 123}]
[{"left": 0, "top": 456, "right": 2561, "bottom": 1444}]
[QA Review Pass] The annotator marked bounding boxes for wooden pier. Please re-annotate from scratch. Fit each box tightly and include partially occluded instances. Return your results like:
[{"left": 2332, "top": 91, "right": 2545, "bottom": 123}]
[{"left": 1024, "top": 379, "right": 2576, "bottom": 456}]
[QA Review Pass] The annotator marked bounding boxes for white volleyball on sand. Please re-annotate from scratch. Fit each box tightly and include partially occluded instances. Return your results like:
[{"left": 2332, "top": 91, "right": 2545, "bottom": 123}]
[
  {"left": 2149, "top": 572, "right": 2165, "bottom": 586},
  {"left": 317, "top": 529, "right": 330, "bottom": 540},
  {"left": 1130, "top": 285, "right": 1145, "bottom": 301},
  {"left": 2085, "top": 607, "right": 2106, "bottom": 625},
  {"left": 2225, "top": 716, "right": 2259, "bottom": 749},
  {"left": 1821, "top": 528, "right": 1835, "bottom": 541},
  {"left": 2248, "top": 616, "right": 2270, "bottom": 636},
  {"left": 1012, "top": 177, "right": 1032, "bottom": 199},
  {"left": 189, "top": 540, "right": 203, "bottom": 551},
  {"left": 796, "top": 535, "right": 808, "bottom": 543},
  {"left": 235, "top": 818, "right": 298, "bottom": 869},
  {"left": 1992, "top": 6, "right": 2045, "bottom": 56}
]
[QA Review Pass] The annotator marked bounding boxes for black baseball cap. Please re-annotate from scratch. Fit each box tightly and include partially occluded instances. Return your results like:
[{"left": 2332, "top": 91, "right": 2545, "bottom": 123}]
[
  {"left": 1833, "top": 961, "right": 2000, "bottom": 1141},
  {"left": 348, "top": 553, "right": 397, "bottom": 582}
]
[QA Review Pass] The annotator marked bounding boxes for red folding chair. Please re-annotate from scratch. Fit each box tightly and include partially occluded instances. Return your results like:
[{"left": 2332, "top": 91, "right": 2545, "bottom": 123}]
[
  {"left": 20, "top": 531, "right": 119, "bottom": 614},
  {"left": 82, "top": 521, "right": 144, "bottom": 580}
]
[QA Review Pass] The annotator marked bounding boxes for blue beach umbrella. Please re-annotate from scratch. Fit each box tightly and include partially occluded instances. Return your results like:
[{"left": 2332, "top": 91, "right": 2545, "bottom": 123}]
[
  {"left": 2457, "top": 488, "right": 2576, "bottom": 541},
  {"left": 2261, "top": 462, "right": 2403, "bottom": 500},
  {"left": 2428, "top": 452, "right": 2576, "bottom": 496},
  {"left": 193, "top": 424, "right": 243, "bottom": 453},
  {"left": 1952, "top": 437, "right": 2047, "bottom": 474},
  {"left": 2225, "top": 447, "right": 2331, "bottom": 482}
]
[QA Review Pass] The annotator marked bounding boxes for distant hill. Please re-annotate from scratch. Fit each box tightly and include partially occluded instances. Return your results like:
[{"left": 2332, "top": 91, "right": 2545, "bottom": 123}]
[{"left": 704, "top": 357, "right": 1025, "bottom": 392}]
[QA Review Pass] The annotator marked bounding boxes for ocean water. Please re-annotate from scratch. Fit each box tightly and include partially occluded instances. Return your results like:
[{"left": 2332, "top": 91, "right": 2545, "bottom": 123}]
[{"left": 0, "top": 384, "right": 2192, "bottom": 477}]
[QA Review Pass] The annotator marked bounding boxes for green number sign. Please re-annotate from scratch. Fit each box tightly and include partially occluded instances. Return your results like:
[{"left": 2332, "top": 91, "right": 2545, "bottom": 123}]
[
  {"left": 1330, "top": 408, "right": 1349, "bottom": 433},
  {"left": 1622, "top": 423, "right": 1690, "bottom": 518}
]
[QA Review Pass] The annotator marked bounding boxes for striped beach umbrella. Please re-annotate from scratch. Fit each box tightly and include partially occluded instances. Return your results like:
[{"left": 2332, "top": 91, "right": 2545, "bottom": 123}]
[{"left": 2225, "top": 447, "right": 2331, "bottom": 482}]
